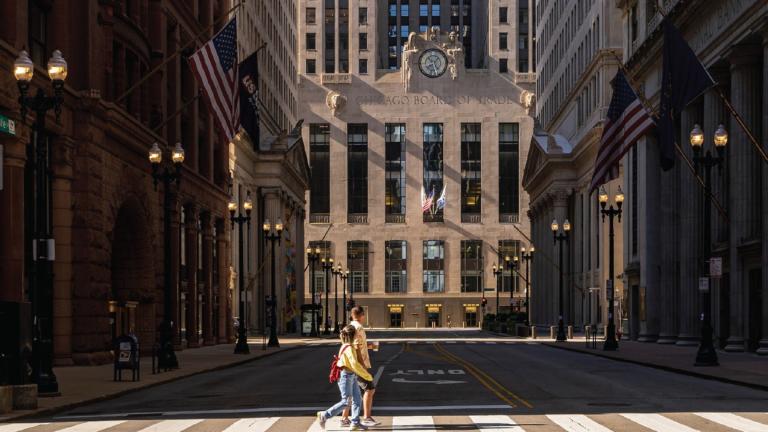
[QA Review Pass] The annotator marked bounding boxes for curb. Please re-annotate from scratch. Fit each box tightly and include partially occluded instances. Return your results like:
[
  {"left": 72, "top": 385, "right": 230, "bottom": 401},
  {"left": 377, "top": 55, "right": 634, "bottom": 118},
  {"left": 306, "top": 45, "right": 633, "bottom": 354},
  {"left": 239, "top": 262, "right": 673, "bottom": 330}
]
[
  {"left": 541, "top": 342, "right": 768, "bottom": 393},
  {"left": 6, "top": 344, "right": 307, "bottom": 422}
]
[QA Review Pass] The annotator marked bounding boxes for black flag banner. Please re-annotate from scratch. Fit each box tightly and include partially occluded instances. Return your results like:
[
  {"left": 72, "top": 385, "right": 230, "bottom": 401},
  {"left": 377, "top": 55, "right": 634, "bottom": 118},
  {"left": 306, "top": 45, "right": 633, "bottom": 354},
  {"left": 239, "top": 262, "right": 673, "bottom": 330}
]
[{"left": 239, "top": 51, "right": 260, "bottom": 149}]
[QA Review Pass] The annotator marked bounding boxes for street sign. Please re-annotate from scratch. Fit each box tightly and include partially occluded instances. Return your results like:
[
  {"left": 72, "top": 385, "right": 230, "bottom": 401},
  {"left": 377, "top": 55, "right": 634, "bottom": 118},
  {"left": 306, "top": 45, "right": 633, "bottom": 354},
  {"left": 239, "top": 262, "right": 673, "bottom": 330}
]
[
  {"left": 698, "top": 277, "right": 709, "bottom": 293},
  {"left": 709, "top": 257, "right": 722, "bottom": 278},
  {"left": 0, "top": 114, "right": 16, "bottom": 136}
]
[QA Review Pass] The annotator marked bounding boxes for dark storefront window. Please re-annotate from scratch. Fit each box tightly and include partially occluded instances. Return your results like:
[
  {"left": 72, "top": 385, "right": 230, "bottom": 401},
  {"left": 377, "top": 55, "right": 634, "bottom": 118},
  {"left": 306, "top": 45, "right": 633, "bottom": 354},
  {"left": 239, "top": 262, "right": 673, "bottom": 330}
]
[
  {"left": 385, "top": 241, "right": 408, "bottom": 293},
  {"left": 309, "top": 124, "right": 330, "bottom": 218},
  {"left": 499, "top": 123, "right": 520, "bottom": 221},
  {"left": 461, "top": 123, "right": 481, "bottom": 221},
  {"left": 347, "top": 124, "right": 368, "bottom": 219},
  {"left": 461, "top": 240, "right": 483, "bottom": 292},
  {"left": 423, "top": 240, "right": 445, "bottom": 293},
  {"left": 423, "top": 123, "right": 444, "bottom": 222},
  {"left": 385, "top": 124, "right": 406, "bottom": 221},
  {"left": 348, "top": 241, "right": 369, "bottom": 293}
]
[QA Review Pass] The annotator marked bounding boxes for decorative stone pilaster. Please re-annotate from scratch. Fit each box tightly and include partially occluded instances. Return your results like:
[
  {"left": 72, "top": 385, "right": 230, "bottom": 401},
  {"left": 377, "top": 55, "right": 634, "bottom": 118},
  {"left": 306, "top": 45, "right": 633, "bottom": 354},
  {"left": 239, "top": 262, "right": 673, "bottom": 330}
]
[
  {"left": 760, "top": 31, "right": 768, "bottom": 355},
  {"left": 185, "top": 204, "right": 200, "bottom": 348},
  {"left": 725, "top": 45, "right": 762, "bottom": 352},
  {"left": 201, "top": 213, "right": 215, "bottom": 345},
  {"left": 216, "top": 218, "right": 230, "bottom": 343},
  {"left": 0, "top": 125, "right": 27, "bottom": 303},
  {"left": 657, "top": 142, "right": 679, "bottom": 344}
]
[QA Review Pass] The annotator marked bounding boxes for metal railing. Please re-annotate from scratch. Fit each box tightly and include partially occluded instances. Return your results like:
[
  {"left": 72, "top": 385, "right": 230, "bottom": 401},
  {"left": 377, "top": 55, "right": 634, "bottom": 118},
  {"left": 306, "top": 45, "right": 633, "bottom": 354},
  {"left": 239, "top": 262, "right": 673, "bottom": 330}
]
[{"left": 309, "top": 213, "right": 330, "bottom": 224}]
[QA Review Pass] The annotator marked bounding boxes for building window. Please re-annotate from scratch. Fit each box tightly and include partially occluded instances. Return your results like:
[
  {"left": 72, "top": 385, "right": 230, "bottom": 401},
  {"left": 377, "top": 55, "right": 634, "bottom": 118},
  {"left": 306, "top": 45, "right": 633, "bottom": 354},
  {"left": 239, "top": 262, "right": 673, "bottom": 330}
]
[
  {"left": 461, "top": 123, "right": 481, "bottom": 220},
  {"left": 518, "top": 0, "right": 529, "bottom": 72},
  {"left": 499, "top": 58, "right": 508, "bottom": 73},
  {"left": 28, "top": 1, "right": 48, "bottom": 67},
  {"left": 461, "top": 240, "right": 483, "bottom": 293},
  {"left": 339, "top": 0, "right": 349, "bottom": 73},
  {"left": 309, "top": 241, "right": 332, "bottom": 296},
  {"left": 385, "top": 123, "right": 406, "bottom": 220},
  {"left": 359, "top": 59, "right": 368, "bottom": 74},
  {"left": 347, "top": 124, "right": 368, "bottom": 217},
  {"left": 423, "top": 123, "right": 444, "bottom": 222},
  {"left": 499, "top": 123, "right": 519, "bottom": 220},
  {"left": 423, "top": 240, "right": 445, "bottom": 293},
  {"left": 348, "top": 241, "right": 369, "bottom": 293},
  {"left": 359, "top": 7, "right": 368, "bottom": 25},
  {"left": 306, "top": 59, "right": 317, "bottom": 74},
  {"left": 499, "top": 6, "right": 508, "bottom": 23},
  {"left": 306, "top": 33, "right": 316, "bottom": 50},
  {"left": 324, "top": 0, "right": 335, "bottom": 73},
  {"left": 499, "top": 33, "right": 508, "bottom": 50},
  {"left": 498, "top": 240, "right": 520, "bottom": 292},
  {"left": 385, "top": 240, "right": 407, "bottom": 293},
  {"left": 388, "top": 0, "right": 408, "bottom": 69},
  {"left": 307, "top": 7, "right": 316, "bottom": 24},
  {"left": 309, "top": 124, "right": 331, "bottom": 217},
  {"left": 359, "top": 33, "right": 368, "bottom": 50}
]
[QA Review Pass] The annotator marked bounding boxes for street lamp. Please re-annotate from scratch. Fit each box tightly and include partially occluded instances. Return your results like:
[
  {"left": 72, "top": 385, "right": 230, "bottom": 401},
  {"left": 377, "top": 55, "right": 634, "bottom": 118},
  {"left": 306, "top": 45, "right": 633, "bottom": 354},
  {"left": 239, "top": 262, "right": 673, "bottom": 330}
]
[
  {"left": 15, "top": 49, "right": 70, "bottom": 394},
  {"left": 263, "top": 218, "right": 283, "bottom": 348},
  {"left": 521, "top": 246, "right": 534, "bottom": 326},
  {"left": 306, "top": 247, "right": 321, "bottom": 337},
  {"left": 552, "top": 218, "right": 571, "bottom": 342},
  {"left": 229, "top": 192, "right": 253, "bottom": 354},
  {"left": 505, "top": 255, "right": 518, "bottom": 312},
  {"left": 332, "top": 264, "right": 342, "bottom": 333},
  {"left": 690, "top": 123, "right": 727, "bottom": 367},
  {"left": 322, "top": 257, "right": 334, "bottom": 335},
  {"left": 341, "top": 269, "right": 349, "bottom": 322},
  {"left": 492, "top": 261, "right": 502, "bottom": 317},
  {"left": 599, "top": 185, "right": 623, "bottom": 351},
  {"left": 149, "top": 141, "right": 184, "bottom": 368}
]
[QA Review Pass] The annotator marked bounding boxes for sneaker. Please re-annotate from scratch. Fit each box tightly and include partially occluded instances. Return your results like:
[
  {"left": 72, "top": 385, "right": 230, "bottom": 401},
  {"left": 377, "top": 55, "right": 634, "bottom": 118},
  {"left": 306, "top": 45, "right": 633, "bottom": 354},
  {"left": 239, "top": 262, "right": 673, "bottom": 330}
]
[
  {"left": 340, "top": 418, "right": 351, "bottom": 427},
  {"left": 349, "top": 423, "right": 369, "bottom": 431},
  {"left": 316, "top": 411, "right": 326, "bottom": 430},
  {"left": 362, "top": 417, "right": 381, "bottom": 427}
]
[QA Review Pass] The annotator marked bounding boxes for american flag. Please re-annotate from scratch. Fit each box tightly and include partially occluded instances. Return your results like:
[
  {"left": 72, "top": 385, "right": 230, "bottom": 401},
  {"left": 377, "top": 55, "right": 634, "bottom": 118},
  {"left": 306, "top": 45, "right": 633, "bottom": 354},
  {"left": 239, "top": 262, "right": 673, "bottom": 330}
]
[
  {"left": 188, "top": 18, "right": 239, "bottom": 141},
  {"left": 421, "top": 187, "right": 434, "bottom": 213},
  {"left": 589, "top": 70, "right": 655, "bottom": 191}
]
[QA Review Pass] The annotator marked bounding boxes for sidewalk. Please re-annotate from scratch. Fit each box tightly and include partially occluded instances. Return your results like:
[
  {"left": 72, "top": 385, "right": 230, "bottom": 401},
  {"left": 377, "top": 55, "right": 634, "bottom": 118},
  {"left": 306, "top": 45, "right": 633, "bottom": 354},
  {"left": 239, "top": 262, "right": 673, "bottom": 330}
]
[
  {"left": 541, "top": 338, "right": 768, "bottom": 391},
  {"left": 1, "top": 337, "right": 313, "bottom": 422}
]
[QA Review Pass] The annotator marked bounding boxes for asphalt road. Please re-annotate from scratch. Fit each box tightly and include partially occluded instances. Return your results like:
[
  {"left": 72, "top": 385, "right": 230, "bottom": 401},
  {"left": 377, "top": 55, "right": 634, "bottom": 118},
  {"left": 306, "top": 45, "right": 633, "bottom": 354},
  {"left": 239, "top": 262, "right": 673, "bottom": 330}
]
[{"left": 19, "top": 331, "right": 768, "bottom": 431}]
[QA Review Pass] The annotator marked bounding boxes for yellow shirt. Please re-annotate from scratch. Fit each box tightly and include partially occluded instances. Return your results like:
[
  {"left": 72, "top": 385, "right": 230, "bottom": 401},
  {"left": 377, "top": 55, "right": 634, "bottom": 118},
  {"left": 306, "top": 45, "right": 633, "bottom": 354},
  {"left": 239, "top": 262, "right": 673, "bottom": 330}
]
[
  {"left": 351, "top": 320, "right": 371, "bottom": 369},
  {"left": 336, "top": 343, "right": 373, "bottom": 381}
]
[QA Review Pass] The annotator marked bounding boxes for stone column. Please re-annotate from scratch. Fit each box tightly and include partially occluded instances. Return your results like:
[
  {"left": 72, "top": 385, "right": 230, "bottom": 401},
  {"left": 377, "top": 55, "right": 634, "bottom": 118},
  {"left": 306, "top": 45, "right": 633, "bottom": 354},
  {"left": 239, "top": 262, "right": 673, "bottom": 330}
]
[
  {"left": 553, "top": 191, "right": 569, "bottom": 327},
  {"left": 0, "top": 128, "right": 27, "bottom": 302},
  {"left": 51, "top": 136, "right": 75, "bottom": 365},
  {"left": 201, "top": 213, "right": 214, "bottom": 345},
  {"left": 726, "top": 45, "right": 762, "bottom": 352},
  {"left": 677, "top": 107, "right": 701, "bottom": 345},
  {"left": 760, "top": 32, "right": 768, "bottom": 355},
  {"left": 216, "top": 218, "right": 229, "bottom": 343},
  {"left": 263, "top": 189, "right": 284, "bottom": 333},
  {"left": 657, "top": 147, "right": 680, "bottom": 344},
  {"left": 185, "top": 205, "right": 200, "bottom": 347}
]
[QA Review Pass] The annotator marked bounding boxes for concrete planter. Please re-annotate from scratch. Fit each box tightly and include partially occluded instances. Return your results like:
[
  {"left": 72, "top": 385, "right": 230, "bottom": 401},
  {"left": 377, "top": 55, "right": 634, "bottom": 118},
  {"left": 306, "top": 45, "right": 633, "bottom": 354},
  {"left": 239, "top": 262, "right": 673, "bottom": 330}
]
[{"left": 12, "top": 384, "right": 37, "bottom": 410}]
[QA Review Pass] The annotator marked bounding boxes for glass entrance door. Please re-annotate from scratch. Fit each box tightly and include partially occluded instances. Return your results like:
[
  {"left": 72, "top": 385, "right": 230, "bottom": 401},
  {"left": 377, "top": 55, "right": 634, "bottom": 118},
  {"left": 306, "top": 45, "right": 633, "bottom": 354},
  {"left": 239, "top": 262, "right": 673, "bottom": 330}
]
[{"left": 426, "top": 306, "right": 441, "bottom": 327}]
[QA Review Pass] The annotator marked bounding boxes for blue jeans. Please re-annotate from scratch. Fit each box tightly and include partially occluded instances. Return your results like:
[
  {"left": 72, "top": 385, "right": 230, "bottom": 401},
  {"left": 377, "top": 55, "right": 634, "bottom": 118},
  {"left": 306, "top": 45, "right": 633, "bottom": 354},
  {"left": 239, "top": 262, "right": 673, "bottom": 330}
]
[{"left": 323, "top": 371, "right": 362, "bottom": 424}]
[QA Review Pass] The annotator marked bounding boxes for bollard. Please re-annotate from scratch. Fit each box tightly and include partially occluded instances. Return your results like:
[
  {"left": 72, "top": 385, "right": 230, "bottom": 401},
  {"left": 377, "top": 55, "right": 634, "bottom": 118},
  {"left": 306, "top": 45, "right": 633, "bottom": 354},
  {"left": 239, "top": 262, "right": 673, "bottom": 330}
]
[
  {"left": 568, "top": 325, "right": 574, "bottom": 339},
  {"left": 550, "top": 326, "right": 556, "bottom": 339},
  {"left": 531, "top": 326, "right": 537, "bottom": 339}
]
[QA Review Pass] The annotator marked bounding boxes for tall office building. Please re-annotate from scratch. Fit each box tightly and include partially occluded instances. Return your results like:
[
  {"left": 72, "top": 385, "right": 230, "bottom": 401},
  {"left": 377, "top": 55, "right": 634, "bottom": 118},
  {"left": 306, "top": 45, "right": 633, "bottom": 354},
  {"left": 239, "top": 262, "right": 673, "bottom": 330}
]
[{"left": 299, "top": 0, "right": 536, "bottom": 328}]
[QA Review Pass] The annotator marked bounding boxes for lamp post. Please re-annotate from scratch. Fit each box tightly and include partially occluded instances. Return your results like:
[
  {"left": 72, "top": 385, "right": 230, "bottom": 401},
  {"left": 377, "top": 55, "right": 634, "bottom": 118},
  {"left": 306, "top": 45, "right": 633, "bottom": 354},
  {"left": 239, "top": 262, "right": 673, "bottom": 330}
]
[
  {"left": 263, "top": 219, "right": 283, "bottom": 348},
  {"left": 149, "top": 141, "right": 185, "bottom": 368},
  {"left": 228, "top": 192, "right": 253, "bottom": 354},
  {"left": 306, "top": 247, "right": 321, "bottom": 337},
  {"left": 505, "top": 255, "right": 518, "bottom": 311},
  {"left": 14, "top": 50, "right": 69, "bottom": 394},
  {"left": 552, "top": 218, "right": 571, "bottom": 342},
  {"left": 341, "top": 269, "right": 349, "bottom": 322},
  {"left": 332, "top": 264, "right": 342, "bottom": 333},
  {"left": 492, "top": 260, "right": 502, "bottom": 317},
  {"left": 690, "top": 123, "right": 727, "bottom": 366},
  {"left": 599, "top": 186, "right": 624, "bottom": 351},
  {"left": 521, "top": 246, "right": 534, "bottom": 326},
  {"left": 322, "top": 257, "right": 334, "bottom": 335}
]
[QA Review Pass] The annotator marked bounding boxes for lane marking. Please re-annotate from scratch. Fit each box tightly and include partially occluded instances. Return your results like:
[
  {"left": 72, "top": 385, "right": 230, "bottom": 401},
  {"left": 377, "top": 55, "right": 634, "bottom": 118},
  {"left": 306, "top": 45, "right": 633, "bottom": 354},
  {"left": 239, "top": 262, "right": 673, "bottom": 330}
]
[
  {"left": 0, "top": 424, "right": 49, "bottom": 432},
  {"left": 392, "top": 415, "right": 436, "bottom": 431},
  {"left": 137, "top": 419, "right": 204, "bottom": 432},
  {"left": 433, "top": 344, "right": 516, "bottom": 408},
  {"left": 470, "top": 415, "right": 527, "bottom": 431},
  {"left": 55, "top": 420, "right": 126, "bottom": 432},
  {"left": 391, "top": 378, "right": 466, "bottom": 384},
  {"left": 695, "top": 412, "right": 768, "bottom": 432},
  {"left": 220, "top": 418, "right": 280, "bottom": 432},
  {"left": 621, "top": 413, "right": 699, "bottom": 432},
  {"left": 546, "top": 415, "right": 613, "bottom": 432}
]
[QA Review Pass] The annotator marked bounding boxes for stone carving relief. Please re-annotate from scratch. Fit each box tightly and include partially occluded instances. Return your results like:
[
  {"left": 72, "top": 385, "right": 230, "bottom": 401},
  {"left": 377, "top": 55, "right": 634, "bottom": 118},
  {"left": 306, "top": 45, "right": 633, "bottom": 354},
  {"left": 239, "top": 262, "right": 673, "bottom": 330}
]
[
  {"left": 520, "top": 90, "right": 535, "bottom": 115},
  {"left": 401, "top": 29, "right": 465, "bottom": 90},
  {"left": 325, "top": 91, "right": 347, "bottom": 116}
]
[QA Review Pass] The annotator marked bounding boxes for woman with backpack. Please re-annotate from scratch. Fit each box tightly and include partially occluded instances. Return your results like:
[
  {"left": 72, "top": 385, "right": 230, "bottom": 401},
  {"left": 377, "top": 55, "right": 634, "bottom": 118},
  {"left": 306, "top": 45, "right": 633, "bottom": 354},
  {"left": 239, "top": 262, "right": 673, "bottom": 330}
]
[{"left": 316, "top": 325, "right": 373, "bottom": 431}]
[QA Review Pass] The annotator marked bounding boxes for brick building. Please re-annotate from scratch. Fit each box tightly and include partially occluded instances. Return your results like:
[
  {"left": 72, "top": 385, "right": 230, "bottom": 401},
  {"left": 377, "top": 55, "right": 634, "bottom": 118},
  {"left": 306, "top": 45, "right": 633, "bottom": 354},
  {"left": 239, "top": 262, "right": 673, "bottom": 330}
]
[{"left": 0, "top": 0, "right": 234, "bottom": 366}]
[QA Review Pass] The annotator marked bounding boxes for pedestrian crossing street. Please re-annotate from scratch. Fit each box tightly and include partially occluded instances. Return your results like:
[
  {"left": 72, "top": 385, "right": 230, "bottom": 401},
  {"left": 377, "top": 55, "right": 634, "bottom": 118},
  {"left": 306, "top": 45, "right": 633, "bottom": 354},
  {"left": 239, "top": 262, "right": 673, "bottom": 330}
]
[{"left": 4, "top": 413, "right": 768, "bottom": 432}]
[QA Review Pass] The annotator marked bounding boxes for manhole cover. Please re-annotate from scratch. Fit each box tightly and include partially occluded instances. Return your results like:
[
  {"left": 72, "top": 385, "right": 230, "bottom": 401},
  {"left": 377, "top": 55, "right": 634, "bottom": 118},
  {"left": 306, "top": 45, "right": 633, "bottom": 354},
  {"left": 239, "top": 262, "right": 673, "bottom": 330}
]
[{"left": 587, "top": 402, "right": 632, "bottom": 407}]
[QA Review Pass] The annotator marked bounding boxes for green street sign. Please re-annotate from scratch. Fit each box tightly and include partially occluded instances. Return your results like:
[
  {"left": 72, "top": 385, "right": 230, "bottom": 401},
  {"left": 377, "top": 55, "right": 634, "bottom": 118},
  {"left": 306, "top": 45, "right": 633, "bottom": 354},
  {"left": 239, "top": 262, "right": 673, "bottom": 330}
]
[{"left": 0, "top": 114, "right": 16, "bottom": 136}]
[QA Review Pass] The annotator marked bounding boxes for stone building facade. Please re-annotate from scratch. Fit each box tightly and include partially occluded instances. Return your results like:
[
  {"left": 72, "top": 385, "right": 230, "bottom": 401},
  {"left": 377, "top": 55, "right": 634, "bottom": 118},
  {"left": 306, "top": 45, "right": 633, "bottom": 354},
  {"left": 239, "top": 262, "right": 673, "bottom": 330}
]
[
  {"left": 522, "top": 0, "right": 624, "bottom": 332},
  {"left": 0, "top": 0, "right": 234, "bottom": 365},
  {"left": 299, "top": 15, "right": 536, "bottom": 327},
  {"left": 616, "top": 0, "right": 767, "bottom": 352}
]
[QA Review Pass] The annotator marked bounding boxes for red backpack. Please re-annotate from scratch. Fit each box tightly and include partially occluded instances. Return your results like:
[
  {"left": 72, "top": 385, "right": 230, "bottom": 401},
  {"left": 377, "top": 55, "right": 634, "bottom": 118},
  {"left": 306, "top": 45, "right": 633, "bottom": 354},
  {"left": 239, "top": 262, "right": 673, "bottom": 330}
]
[{"left": 329, "top": 345, "right": 351, "bottom": 383}]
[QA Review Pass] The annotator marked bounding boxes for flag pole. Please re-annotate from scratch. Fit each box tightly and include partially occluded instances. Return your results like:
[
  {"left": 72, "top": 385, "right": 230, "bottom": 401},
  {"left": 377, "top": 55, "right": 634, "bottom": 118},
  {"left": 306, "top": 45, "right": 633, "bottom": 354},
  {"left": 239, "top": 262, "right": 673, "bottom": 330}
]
[
  {"left": 115, "top": 1, "right": 244, "bottom": 105},
  {"left": 608, "top": 51, "right": 729, "bottom": 223}
]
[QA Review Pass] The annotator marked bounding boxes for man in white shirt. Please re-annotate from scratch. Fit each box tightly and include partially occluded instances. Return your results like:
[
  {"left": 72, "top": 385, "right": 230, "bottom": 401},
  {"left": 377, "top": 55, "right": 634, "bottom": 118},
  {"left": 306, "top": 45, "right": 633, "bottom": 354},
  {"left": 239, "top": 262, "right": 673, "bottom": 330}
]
[{"left": 341, "top": 306, "right": 380, "bottom": 427}]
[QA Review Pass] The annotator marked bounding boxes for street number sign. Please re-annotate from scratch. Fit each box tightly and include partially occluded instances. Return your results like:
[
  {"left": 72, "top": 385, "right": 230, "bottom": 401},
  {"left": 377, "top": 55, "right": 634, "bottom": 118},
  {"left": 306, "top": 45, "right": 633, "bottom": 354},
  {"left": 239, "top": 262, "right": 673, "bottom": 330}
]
[
  {"left": 709, "top": 257, "right": 722, "bottom": 278},
  {"left": 699, "top": 277, "right": 710, "bottom": 293},
  {"left": 0, "top": 114, "right": 15, "bottom": 136}
]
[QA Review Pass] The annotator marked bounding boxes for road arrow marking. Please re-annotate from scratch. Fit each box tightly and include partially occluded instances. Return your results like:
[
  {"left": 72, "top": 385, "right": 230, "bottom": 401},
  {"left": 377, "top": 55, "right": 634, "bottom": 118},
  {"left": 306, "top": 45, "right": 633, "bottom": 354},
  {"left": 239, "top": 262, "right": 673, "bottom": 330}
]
[{"left": 391, "top": 378, "right": 466, "bottom": 385}]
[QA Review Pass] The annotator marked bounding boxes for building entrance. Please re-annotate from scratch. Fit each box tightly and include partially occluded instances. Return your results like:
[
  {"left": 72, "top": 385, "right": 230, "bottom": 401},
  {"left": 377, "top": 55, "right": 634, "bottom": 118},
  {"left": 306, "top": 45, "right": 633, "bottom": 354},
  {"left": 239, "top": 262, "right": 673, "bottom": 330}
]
[
  {"left": 463, "top": 304, "right": 478, "bottom": 327},
  {"left": 388, "top": 304, "right": 404, "bottom": 328},
  {"left": 426, "top": 304, "right": 441, "bottom": 327}
]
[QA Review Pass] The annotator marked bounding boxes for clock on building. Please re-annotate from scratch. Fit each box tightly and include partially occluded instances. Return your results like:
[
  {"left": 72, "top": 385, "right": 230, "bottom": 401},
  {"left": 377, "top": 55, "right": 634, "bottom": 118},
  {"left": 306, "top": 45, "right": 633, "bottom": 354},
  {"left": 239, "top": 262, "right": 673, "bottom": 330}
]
[{"left": 418, "top": 49, "right": 448, "bottom": 78}]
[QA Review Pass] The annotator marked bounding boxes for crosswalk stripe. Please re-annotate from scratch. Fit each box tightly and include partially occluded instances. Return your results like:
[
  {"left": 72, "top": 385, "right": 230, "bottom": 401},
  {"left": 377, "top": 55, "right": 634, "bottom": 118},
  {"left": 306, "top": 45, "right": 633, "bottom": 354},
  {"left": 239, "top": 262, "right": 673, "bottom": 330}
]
[
  {"left": 621, "top": 413, "right": 699, "bottom": 432},
  {"left": 0, "top": 424, "right": 49, "bottom": 432},
  {"left": 470, "top": 415, "right": 526, "bottom": 431},
  {"left": 695, "top": 413, "right": 768, "bottom": 432},
  {"left": 392, "top": 415, "right": 435, "bottom": 431},
  {"left": 547, "top": 415, "right": 613, "bottom": 432},
  {"left": 221, "top": 418, "right": 280, "bottom": 432},
  {"left": 53, "top": 420, "right": 125, "bottom": 432},
  {"left": 136, "top": 419, "right": 204, "bottom": 432}
]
